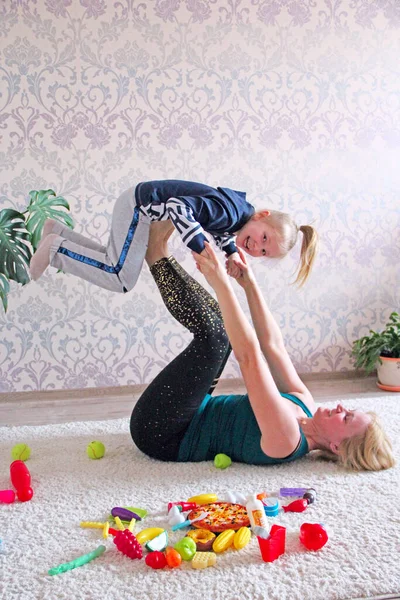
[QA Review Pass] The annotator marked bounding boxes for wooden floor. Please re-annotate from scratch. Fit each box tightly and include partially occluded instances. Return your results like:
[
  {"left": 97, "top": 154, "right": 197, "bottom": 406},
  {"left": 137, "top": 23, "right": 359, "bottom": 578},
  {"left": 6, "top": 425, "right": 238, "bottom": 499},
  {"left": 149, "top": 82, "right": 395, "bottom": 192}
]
[{"left": 0, "top": 374, "right": 388, "bottom": 427}]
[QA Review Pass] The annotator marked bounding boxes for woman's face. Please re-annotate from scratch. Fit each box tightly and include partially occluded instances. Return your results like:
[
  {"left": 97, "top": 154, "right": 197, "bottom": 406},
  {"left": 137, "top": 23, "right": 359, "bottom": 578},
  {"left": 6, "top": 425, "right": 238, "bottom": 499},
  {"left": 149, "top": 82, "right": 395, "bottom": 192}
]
[{"left": 313, "top": 404, "right": 371, "bottom": 451}]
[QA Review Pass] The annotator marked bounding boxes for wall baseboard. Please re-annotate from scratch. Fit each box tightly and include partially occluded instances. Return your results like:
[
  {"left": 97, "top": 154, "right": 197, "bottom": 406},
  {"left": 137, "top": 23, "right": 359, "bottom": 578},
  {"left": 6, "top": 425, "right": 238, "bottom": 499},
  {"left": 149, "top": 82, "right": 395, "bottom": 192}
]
[{"left": 0, "top": 371, "right": 374, "bottom": 405}]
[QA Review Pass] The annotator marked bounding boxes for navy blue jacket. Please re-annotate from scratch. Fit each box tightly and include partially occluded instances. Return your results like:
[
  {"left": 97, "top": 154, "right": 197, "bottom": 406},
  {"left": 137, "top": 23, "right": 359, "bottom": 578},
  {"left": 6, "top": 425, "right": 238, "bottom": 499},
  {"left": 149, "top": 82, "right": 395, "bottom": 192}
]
[{"left": 135, "top": 180, "right": 255, "bottom": 255}]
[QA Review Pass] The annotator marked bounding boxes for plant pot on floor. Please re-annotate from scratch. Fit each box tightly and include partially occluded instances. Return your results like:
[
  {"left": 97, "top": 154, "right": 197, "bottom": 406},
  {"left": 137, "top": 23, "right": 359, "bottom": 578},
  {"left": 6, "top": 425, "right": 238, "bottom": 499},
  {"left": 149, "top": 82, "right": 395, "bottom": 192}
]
[{"left": 376, "top": 356, "right": 400, "bottom": 391}]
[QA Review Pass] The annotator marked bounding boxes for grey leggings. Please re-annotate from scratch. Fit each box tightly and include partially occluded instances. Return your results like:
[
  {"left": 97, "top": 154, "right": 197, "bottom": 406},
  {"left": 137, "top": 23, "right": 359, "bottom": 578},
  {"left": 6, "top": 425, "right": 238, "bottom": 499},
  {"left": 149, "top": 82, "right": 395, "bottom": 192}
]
[{"left": 130, "top": 257, "right": 231, "bottom": 461}]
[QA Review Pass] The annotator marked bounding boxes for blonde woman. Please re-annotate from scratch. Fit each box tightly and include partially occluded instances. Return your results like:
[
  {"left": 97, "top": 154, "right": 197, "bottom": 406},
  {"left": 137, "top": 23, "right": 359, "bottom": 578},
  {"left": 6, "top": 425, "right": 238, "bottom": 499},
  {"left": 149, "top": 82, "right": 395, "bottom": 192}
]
[{"left": 130, "top": 233, "right": 394, "bottom": 471}]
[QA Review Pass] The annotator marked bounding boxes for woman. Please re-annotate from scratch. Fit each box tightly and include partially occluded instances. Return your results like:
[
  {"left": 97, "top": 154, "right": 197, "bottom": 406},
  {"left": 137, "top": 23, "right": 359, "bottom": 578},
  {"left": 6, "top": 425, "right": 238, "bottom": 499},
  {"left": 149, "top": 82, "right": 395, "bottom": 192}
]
[{"left": 130, "top": 228, "right": 394, "bottom": 471}]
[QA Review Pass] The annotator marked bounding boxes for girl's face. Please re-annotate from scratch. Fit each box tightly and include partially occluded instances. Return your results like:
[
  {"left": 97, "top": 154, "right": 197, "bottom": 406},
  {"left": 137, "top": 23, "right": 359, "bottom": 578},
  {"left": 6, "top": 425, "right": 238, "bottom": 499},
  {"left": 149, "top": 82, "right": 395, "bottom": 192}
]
[
  {"left": 313, "top": 404, "right": 371, "bottom": 452},
  {"left": 236, "top": 213, "right": 281, "bottom": 258}
]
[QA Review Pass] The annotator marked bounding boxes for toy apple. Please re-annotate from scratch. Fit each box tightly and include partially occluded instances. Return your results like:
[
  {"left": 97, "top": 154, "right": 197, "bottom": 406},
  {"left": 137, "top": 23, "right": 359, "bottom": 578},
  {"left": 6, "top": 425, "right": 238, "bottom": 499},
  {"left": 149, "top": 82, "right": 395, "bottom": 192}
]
[{"left": 174, "top": 537, "right": 196, "bottom": 561}]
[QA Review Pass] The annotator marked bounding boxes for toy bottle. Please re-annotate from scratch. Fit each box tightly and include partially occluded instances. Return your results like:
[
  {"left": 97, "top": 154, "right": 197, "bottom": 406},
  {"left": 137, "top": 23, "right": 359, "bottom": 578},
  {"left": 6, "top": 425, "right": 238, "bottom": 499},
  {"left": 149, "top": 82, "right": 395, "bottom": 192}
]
[
  {"left": 246, "top": 494, "right": 268, "bottom": 529},
  {"left": 10, "top": 460, "right": 33, "bottom": 502}
]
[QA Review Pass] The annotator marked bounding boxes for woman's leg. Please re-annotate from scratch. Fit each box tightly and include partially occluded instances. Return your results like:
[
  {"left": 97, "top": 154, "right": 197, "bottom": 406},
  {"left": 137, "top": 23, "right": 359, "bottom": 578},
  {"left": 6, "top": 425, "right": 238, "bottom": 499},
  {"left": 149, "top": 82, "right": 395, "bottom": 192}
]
[
  {"left": 130, "top": 256, "right": 230, "bottom": 461},
  {"left": 166, "top": 256, "right": 231, "bottom": 392}
]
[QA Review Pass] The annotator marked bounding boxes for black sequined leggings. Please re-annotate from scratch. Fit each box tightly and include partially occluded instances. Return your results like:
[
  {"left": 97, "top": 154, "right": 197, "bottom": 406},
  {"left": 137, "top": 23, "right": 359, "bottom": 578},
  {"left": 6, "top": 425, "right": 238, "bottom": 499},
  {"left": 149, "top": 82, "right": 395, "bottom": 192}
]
[{"left": 130, "top": 257, "right": 231, "bottom": 461}]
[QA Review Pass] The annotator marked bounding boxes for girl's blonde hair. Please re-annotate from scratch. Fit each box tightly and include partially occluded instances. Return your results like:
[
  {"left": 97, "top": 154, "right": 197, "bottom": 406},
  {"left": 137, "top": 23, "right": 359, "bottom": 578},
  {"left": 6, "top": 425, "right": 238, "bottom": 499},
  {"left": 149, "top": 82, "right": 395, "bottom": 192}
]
[
  {"left": 256, "top": 210, "right": 318, "bottom": 286},
  {"left": 317, "top": 412, "right": 395, "bottom": 472}
]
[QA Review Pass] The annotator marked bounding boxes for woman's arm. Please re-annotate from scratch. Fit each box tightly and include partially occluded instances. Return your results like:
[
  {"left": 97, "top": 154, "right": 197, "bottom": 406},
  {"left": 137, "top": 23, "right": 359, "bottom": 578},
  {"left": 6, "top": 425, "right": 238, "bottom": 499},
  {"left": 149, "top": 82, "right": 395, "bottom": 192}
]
[
  {"left": 193, "top": 243, "right": 301, "bottom": 458},
  {"left": 230, "top": 249, "right": 311, "bottom": 396}
]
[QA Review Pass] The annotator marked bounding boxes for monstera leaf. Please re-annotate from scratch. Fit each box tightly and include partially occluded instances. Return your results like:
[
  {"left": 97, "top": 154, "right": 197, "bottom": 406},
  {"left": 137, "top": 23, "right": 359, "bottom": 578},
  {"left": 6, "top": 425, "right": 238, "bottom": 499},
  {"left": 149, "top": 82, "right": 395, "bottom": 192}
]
[
  {"left": 26, "top": 189, "right": 74, "bottom": 251},
  {"left": 0, "top": 208, "right": 31, "bottom": 287},
  {"left": 0, "top": 190, "right": 73, "bottom": 312},
  {"left": 0, "top": 273, "right": 10, "bottom": 312}
]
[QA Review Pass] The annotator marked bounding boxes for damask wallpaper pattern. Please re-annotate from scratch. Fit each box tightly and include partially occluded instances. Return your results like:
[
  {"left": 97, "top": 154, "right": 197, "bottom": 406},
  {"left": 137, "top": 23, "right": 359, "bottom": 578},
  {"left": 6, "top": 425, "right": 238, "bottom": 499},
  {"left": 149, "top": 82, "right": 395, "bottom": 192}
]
[{"left": 1, "top": 0, "right": 399, "bottom": 392}]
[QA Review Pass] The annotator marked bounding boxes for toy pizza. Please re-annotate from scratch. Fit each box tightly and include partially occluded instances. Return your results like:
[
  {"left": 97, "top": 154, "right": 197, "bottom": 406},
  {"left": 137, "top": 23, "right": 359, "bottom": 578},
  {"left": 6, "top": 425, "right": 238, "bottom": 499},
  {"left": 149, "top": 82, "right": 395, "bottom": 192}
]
[{"left": 188, "top": 502, "right": 250, "bottom": 532}]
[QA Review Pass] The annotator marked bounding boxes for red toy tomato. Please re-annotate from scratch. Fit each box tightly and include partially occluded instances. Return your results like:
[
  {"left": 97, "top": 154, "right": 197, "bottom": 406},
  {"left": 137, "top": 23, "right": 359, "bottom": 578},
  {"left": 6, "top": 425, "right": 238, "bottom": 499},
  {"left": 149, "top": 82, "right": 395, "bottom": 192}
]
[
  {"left": 145, "top": 551, "right": 167, "bottom": 569},
  {"left": 165, "top": 547, "right": 182, "bottom": 568},
  {"left": 299, "top": 523, "right": 328, "bottom": 551}
]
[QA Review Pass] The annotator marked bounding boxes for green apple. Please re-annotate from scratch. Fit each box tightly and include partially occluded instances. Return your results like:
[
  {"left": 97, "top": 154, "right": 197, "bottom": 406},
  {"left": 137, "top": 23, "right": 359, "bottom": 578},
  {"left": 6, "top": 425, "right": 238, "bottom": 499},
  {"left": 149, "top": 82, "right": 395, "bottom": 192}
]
[{"left": 174, "top": 536, "right": 196, "bottom": 561}]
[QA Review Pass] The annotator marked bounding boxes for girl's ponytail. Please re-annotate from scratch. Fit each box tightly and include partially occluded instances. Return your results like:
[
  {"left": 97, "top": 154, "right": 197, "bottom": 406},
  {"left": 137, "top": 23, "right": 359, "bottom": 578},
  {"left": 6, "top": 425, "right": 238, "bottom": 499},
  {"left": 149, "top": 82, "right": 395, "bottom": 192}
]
[{"left": 295, "top": 225, "right": 318, "bottom": 287}]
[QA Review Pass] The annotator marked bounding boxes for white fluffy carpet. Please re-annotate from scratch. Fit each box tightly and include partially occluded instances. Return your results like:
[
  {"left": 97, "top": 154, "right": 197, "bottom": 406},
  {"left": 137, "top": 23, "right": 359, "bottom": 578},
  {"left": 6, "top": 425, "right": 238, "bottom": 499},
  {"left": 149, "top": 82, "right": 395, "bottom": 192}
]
[{"left": 1, "top": 396, "right": 399, "bottom": 600}]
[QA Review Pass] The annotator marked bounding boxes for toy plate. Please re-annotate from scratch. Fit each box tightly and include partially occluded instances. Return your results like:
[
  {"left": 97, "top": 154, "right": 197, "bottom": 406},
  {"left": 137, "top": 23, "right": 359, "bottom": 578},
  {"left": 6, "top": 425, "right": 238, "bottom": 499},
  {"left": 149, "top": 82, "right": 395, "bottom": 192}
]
[{"left": 188, "top": 502, "right": 249, "bottom": 532}]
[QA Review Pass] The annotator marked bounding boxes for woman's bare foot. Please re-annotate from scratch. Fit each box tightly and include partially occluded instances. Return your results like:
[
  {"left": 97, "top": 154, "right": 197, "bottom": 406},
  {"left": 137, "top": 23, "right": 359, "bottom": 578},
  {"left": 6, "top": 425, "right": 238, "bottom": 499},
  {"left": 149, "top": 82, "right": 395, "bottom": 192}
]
[{"left": 145, "top": 221, "right": 174, "bottom": 267}]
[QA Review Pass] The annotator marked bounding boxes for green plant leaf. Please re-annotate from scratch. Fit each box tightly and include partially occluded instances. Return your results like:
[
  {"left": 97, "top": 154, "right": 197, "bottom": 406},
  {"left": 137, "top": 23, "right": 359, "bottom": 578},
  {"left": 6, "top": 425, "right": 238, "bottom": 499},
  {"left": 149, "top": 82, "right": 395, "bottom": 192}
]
[
  {"left": 0, "top": 272, "right": 10, "bottom": 312},
  {"left": 0, "top": 209, "right": 31, "bottom": 286},
  {"left": 351, "top": 311, "right": 400, "bottom": 372},
  {"left": 26, "top": 189, "right": 74, "bottom": 251}
]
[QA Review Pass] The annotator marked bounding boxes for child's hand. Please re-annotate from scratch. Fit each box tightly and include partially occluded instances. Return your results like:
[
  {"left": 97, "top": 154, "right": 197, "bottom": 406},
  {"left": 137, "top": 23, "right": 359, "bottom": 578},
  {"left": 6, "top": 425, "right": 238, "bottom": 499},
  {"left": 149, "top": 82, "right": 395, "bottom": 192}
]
[
  {"left": 226, "top": 252, "right": 245, "bottom": 279},
  {"left": 192, "top": 242, "right": 228, "bottom": 288},
  {"left": 225, "top": 248, "right": 256, "bottom": 288}
]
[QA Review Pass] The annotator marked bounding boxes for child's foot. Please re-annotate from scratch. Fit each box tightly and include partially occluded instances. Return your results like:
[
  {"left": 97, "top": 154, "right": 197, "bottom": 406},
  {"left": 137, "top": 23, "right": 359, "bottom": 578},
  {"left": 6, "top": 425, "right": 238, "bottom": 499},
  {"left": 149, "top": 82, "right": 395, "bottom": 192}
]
[
  {"left": 30, "top": 233, "right": 60, "bottom": 281},
  {"left": 37, "top": 219, "right": 63, "bottom": 249}
]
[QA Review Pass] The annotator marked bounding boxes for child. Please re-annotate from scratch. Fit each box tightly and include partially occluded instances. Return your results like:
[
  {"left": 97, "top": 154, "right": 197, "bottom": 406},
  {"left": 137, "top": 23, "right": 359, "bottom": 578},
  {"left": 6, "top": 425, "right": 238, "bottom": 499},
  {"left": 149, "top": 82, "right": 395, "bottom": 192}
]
[{"left": 30, "top": 179, "right": 318, "bottom": 290}]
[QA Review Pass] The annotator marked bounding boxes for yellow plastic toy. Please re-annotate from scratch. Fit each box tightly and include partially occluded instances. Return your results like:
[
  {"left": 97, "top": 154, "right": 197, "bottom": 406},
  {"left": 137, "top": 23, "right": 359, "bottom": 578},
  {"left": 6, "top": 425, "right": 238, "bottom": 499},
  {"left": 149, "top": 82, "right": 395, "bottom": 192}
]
[
  {"left": 191, "top": 552, "right": 217, "bottom": 569},
  {"left": 233, "top": 527, "right": 251, "bottom": 550},
  {"left": 80, "top": 521, "right": 105, "bottom": 529},
  {"left": 136, "top": 528, "right": 165, "bottom": 545},
  {"left": 187, "top": 493, "right": 218, "bottom": 505},
  {"left": 212, "top": 529, "right": 235, "bottom": 553}
]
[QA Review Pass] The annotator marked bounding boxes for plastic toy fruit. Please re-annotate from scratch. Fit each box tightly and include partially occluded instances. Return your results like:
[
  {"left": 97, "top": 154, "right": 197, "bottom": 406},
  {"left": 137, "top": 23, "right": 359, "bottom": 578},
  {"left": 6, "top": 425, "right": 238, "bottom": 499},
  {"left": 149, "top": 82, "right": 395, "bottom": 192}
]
[
  {"left": 145, "top": 551, "right": 167, "bottom": 569},
  {"left": 165, "top": 547, "right": 182, "bottom": 568},
  {"left": 113, "top": 530, "right": 142, "bottom": 559},
  {"left": 299, "top": 523, "right": 328, "bottom": 551},
  {"left": 145, "top": 531, "right": 168, "bottom": 552},
  {"left": 174, "top": 537, "right": 197, "bottom": 561}
]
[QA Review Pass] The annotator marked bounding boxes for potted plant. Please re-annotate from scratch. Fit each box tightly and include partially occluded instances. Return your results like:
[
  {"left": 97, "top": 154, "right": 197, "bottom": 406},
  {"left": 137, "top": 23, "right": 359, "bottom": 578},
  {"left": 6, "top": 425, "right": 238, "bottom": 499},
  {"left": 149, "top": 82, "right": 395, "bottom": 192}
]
[
  {"left": 0, "top": 190, "right": 73, "bottom": 312},
  {"left": 352, "top": 312, "right": 400, "bottom": 391}
]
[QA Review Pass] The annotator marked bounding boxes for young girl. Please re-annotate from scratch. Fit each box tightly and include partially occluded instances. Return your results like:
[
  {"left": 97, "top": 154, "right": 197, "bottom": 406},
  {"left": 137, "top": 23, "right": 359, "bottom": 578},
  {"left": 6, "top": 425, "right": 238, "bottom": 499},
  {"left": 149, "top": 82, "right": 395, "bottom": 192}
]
[{"left": 30, "top": 179, "right": 318, "bottom": 289}]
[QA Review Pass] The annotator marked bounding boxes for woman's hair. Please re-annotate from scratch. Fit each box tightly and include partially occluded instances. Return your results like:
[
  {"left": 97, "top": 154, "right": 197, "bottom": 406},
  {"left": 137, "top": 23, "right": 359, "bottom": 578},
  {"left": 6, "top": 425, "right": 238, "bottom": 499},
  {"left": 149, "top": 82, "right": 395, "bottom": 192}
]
[
  {"left": 256, "top": 210, "right": 319, "bottom": 286},
  {"left": 318, "top": 412, "right": 395, "bottom": 472}
]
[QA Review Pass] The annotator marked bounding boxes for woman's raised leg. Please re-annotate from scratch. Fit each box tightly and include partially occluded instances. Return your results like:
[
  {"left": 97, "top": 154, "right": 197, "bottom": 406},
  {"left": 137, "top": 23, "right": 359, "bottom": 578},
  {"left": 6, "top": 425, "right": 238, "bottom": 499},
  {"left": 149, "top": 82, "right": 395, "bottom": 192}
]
[{"left": 130, "top": 253, "right": 230, "bottom": 461}]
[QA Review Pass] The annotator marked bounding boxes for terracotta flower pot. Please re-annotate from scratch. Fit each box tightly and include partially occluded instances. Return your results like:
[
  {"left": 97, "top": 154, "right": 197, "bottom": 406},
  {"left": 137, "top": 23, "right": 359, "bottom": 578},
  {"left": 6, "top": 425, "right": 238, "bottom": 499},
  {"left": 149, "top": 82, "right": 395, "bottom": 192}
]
[{"left": 376, "top": 356, "right": 400, "bottom": 392}]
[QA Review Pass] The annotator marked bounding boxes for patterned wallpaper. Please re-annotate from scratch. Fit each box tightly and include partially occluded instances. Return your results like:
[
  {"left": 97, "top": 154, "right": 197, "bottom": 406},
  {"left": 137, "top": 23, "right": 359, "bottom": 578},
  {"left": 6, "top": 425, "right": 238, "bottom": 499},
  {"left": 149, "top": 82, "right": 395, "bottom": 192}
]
[{"left": 1, "top": 0, "right": 399, "bottom": 392}]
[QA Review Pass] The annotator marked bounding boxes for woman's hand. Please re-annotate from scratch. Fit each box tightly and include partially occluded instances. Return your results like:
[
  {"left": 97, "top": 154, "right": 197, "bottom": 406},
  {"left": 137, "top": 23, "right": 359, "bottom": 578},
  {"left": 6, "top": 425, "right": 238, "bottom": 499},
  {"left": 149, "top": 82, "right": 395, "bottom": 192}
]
[
  {"left": 225, "top": 248, "right": 256, "bottom": 289},
  {"left": 192, "top": 242, "right": 229, "bottom": 289}
]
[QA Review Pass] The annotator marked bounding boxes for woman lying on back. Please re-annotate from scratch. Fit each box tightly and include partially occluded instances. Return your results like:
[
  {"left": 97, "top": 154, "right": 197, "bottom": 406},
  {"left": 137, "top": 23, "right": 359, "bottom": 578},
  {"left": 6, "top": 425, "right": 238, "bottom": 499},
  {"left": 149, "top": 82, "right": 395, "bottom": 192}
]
[{"left": 130, "top": 226, "right": 394, "bottom": 471}]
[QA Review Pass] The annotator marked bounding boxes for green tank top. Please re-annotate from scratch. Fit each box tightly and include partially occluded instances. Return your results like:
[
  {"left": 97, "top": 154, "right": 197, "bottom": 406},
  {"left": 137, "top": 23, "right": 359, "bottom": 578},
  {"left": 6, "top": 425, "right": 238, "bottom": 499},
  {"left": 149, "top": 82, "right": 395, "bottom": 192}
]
[{"left": 177, "top": 392, "right": 312, "bottom": 465}]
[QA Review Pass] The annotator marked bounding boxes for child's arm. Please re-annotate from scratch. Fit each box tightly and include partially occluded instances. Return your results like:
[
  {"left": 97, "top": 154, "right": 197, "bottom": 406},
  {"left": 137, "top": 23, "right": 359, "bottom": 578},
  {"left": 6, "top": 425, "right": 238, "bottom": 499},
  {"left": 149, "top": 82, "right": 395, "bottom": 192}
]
[{"left": 165, "top": 197, "right": 238, "bottom": 257}]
